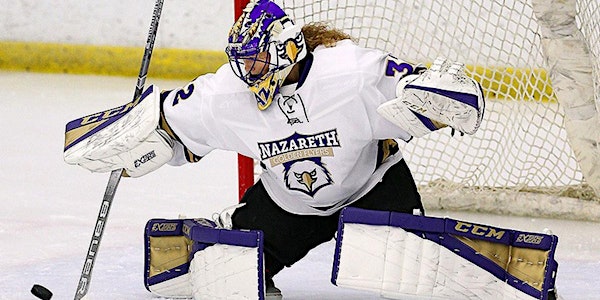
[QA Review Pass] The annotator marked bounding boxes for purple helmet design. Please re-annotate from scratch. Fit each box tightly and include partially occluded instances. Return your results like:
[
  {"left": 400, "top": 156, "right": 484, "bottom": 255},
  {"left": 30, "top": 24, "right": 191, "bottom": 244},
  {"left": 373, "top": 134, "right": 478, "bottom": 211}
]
[{"left": 226, "top": 0, "right": 307, "bottom": 110}]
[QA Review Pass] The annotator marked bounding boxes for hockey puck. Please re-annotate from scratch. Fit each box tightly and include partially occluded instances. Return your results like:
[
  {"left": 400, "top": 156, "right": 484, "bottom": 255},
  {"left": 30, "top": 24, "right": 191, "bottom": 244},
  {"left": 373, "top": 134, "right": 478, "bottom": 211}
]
[{"left": 31, "top": 284, "right": 53, "bottom": 300}]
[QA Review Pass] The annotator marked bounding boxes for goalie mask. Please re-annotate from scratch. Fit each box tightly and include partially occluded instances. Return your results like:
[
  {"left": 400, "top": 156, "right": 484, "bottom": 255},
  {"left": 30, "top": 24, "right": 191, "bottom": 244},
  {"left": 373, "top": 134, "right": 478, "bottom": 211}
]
[{"left": 226, "top": 0, "right": 307, "bottom": 110}]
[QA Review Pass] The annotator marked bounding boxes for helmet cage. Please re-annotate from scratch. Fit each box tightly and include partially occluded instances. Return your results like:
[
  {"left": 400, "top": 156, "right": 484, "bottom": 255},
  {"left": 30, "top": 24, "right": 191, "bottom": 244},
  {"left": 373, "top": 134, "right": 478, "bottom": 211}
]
[
  {"left": 227, "top": 40, "right": 280, "bottom": 86},
  {"left": 226, "top": 0, "right": 307, "bottom": 110}
]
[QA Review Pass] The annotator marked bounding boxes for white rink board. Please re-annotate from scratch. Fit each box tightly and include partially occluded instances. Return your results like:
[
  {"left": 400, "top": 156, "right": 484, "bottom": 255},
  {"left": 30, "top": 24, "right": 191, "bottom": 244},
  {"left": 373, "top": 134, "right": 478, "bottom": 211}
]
[{"left": 0, "top": 0, "right": 233, "bottom": 50}]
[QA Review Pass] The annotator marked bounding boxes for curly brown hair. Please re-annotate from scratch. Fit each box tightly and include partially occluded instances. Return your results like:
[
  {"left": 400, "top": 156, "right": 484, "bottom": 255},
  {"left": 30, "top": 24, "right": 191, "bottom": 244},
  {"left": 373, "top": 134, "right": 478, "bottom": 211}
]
[{"left": 301, "top": 22, "right": 355, "bottom": 52}]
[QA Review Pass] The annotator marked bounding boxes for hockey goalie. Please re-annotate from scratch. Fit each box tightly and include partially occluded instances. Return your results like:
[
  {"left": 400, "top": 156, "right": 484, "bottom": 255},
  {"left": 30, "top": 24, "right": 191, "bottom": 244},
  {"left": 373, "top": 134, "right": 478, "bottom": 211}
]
[{"left": 61, "top": 1, "right": 562, "bottom": 299}]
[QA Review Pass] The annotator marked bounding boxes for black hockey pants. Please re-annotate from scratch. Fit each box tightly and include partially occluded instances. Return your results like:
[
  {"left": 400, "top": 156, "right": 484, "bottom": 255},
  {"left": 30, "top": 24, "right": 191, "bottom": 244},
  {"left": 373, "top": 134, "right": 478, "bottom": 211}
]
[{"left": 231, "top": 159, "right": 423, "bottom": 279}]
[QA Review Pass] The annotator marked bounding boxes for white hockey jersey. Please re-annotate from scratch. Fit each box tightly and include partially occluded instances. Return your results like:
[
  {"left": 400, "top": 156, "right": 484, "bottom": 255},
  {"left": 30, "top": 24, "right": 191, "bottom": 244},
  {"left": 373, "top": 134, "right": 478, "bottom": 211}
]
[{"left": 162, "top": 40, "right": 416, "bottom": 216}]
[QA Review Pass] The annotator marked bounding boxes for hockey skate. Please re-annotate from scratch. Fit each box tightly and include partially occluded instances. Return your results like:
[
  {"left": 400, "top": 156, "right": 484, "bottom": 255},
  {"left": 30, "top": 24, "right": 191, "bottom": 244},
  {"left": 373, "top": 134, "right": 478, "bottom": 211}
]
[{"left": 266, "top": 277, "right": 283, "bottom": 300}]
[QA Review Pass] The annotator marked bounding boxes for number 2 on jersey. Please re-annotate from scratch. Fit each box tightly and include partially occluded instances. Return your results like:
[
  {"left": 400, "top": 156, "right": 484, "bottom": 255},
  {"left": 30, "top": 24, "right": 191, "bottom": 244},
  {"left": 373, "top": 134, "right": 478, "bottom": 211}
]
[{"left": 172, "top": 83, "right": 195, "bottom": 106}]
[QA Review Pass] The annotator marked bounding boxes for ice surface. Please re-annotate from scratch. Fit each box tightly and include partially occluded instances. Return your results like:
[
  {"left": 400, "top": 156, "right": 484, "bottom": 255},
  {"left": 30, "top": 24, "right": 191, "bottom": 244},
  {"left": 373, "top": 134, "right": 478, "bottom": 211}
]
[{"left": 0, "top": 71, "right": 598, "bottom": 299}]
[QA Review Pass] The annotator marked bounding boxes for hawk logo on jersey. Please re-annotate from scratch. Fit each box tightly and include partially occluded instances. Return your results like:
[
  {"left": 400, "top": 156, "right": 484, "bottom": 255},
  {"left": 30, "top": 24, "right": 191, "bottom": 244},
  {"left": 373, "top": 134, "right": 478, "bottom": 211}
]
[
  {"left": 284, "top": 159, "right": 333, "bottom": 197},
  {"left": 258, "top": 130, "right": 340, "bottom": 197},
  {"left": 277, "top": 93, "right": 308, "bottom": 125}
]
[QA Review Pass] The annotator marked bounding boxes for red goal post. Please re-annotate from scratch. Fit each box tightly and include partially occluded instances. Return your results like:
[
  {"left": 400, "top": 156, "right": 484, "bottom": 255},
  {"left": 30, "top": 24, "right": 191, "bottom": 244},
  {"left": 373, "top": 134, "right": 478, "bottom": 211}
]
[{"left": 234, "top": 0, "right": 255, "bottom": 200}]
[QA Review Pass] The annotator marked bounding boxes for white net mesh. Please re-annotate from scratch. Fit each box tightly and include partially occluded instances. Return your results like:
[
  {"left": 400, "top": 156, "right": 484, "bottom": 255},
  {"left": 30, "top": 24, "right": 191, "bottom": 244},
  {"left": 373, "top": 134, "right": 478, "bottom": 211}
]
[
  {"left": 275, "top": 0, "right": 600, "bottom": 203},
  {"left": 578, "top": 0, "right": 600, "bottom": 118}
]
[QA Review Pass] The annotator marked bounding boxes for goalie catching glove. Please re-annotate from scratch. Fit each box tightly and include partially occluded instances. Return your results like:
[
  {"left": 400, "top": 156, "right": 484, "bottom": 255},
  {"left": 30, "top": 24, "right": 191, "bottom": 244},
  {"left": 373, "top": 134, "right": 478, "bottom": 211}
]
[
  {"left": 63, "top": 85, "right": 175, "bottom": 177},
  {"left": 377, "top": 57, "right": 485, "bottom": 137}
]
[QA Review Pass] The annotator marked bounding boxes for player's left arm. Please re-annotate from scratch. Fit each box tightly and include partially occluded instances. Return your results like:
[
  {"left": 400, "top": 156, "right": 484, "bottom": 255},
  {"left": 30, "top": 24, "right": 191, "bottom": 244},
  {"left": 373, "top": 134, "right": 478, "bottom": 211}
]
[
  {"left": 376, "top": 56, "right": 485, "bottom": 138},
  {"left": 365, "top": 54, "right": 425, "bottom": 141}
]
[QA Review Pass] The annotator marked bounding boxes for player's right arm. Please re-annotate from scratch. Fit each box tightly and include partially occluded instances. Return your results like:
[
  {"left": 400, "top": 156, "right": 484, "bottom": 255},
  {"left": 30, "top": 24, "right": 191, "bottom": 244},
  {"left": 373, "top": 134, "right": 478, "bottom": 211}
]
[
  {"left": 63, "top": 85, "right": 178, "bottom": 177},
  {"left": 63, "top": 81, "right": 208, "bottom": 177},
  {"left": 157, "top": 84, "right": 207, "bottom": 166},
  {"left": 63, "top": 64, "right": 250, "bottom": 177}
]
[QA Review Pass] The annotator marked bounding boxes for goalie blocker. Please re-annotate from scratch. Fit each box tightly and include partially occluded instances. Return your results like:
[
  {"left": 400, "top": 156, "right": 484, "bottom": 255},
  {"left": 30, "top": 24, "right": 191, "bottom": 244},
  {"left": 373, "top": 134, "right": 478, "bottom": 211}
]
[
  {"left": 63, "top": 85, "right": 175, "bottom": 178},
  {"left": 144, "top": 218, "right": 266, "bottom": 299},
  {"left": 332, "top": 207, "right": 559, "bottom": 300}
]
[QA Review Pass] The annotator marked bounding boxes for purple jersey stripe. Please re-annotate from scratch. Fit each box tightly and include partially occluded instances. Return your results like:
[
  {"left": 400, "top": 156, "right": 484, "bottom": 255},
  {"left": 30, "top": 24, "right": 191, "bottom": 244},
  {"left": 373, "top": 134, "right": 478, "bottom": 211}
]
[{"left": 406, "top": 84, "right": 479, "bottom": 108}]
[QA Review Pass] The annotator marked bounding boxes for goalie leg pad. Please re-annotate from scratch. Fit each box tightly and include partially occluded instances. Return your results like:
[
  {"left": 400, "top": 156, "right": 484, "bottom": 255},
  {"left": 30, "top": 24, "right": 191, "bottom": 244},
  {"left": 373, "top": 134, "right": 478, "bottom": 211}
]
[
  {"left": 378, "top": 57, "right": 485, "bottom": 136},
  {"left": 332, "top": 208, "right": 558, "bottom": 300},
  {"left": 145, "top": 219, "right": 194, "bottom": 298},
  {"left": 186, "top": 219, "right": 266, "bottom": 300},
  {"left": 144, "top": 218, "right": 266, "bottom": 300},
  {"left": 190, "top": 244, "right": 264, "bottom": 300}
]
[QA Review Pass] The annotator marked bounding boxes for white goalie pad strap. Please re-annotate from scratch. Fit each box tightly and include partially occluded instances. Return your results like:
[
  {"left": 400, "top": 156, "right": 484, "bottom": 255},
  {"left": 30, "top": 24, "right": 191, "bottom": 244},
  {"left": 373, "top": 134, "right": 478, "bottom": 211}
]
[
  {"left": 332, "top": 208, "right": 558, "bottom": 300},
  {"left": 63, "top": 85, "right": 174, "bottom": 177},
  {"left": 378, "top": 57, "right": 485, "bottom": 136}
]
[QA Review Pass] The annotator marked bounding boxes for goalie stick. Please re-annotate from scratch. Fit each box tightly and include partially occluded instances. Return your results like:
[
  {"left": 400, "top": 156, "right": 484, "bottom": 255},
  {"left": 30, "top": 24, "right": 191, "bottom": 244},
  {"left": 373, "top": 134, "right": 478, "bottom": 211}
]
[{"left": 72, "top": 1, "right": 164, "bottom": 299}]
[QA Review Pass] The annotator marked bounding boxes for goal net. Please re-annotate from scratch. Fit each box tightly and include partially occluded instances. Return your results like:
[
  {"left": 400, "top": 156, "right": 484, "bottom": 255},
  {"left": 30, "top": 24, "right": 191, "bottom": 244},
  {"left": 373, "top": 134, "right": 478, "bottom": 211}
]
[{"left": 239, "top": 0, "right": 600, "bottom": 219}]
